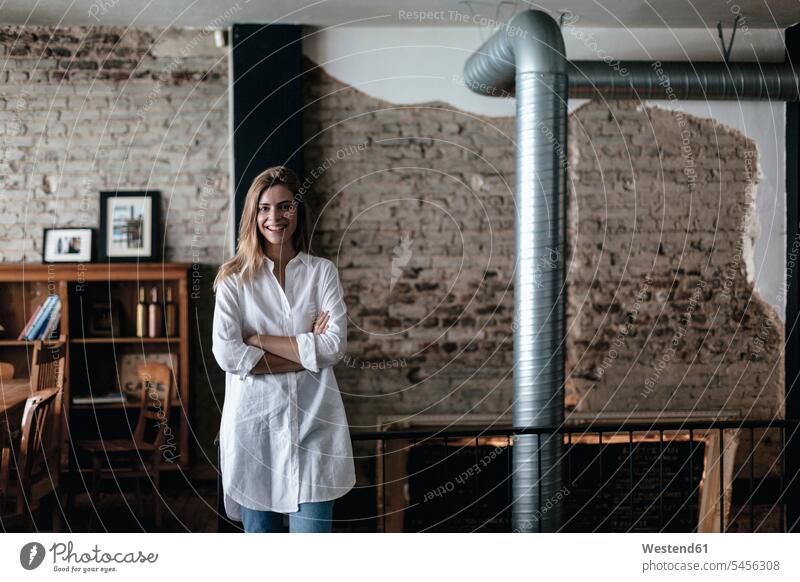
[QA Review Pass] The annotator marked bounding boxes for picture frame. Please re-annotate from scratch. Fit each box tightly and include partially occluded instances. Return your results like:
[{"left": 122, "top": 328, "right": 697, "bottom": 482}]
[
  {"left": 117, "top": 352, "right": 179, "bottom": 404},
  {"left": 88, "top": 300, "right": 121, "bottom": 337},
  {"left": 99, "top": 191, "right": 161, "bottom": 262},
  {"left": 42, "top": 227, "right": 94, "bottom": 263}
]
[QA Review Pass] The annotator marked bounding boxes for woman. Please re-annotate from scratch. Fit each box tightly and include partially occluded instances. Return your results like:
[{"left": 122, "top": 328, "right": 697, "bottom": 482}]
[{"left": 212, "top": 166, "right": 355, "bottom": 533}]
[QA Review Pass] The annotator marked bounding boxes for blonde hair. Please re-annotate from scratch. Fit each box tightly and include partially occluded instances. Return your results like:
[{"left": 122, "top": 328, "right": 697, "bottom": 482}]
[{"left": 213, "top": 166, "right": 311, "bottom": 292}]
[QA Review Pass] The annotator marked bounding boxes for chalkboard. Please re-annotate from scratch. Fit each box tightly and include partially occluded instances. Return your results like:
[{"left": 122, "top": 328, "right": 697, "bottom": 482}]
[
  {"left": 405, "top": 443, "right": 511, "bottom": 532},
  {"left": 403, "top": 438, "right": 705, "bottom": 532},
  {"left": 563, "top": 440, "right": 705, "bottom": 532}
]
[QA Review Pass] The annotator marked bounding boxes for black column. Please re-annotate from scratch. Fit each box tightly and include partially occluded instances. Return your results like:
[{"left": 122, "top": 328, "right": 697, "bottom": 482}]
[
  {"left": 231, "top": 24, "right": 304, "bottom": 245},
  {"left": 785, "top": 22, "right": 800, "bottom": 533}
]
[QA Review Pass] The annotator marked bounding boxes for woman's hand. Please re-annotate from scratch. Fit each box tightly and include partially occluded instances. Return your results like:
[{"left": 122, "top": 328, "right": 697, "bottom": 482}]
[{"left": 312, "top": 310, "right": 330, "bottom": 335}]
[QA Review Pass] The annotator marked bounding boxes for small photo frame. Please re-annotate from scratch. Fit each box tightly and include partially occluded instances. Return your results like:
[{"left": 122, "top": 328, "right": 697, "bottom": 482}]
[
  {"left": 43, "top": 228, "right": 93, "bottom": 263},
  {"left": 88, "top": 301, "right": 121, "bottom": 337},
  {"left": 99, "top": 191, "right": 161, "bottom": 262}
]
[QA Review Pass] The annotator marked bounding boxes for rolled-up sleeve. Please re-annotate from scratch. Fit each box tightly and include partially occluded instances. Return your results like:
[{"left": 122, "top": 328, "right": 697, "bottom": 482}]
[
  {"left": 212, "top": 274, "right": 265, "bottom": 380},
  {"left": 296, "top": 262, "right": 347, "bottom": 373}
]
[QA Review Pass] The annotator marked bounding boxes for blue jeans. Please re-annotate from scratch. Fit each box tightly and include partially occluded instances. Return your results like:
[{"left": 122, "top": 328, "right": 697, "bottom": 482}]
[{"left": 240, "top": 500, "right": 334, "bottom": 533}]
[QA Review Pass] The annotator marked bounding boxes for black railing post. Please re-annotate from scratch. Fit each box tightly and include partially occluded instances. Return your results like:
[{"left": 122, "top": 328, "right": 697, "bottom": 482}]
[
  {"left": 719, "top": 428, "right": 725, "bottom": 532},
  {"left": 689, "top": 428, "right": 695, "bottom": 532},
  {"left": 749, "top": 427, "right": 755, "bottom": 532},
  {"left": 629, "top": 431, "right": 634, "bottom": 530},
  {"left": 507, "top": 434, "right": 513, "bottom": 529},
  {"left": 381, "top": 438, "right": 387, "bottom": 533},
  {"left": 780, "top": 425, "right": 786, "bottom": 530},
  {"left": 659, "top": 430, "right": 664, "bottom": 531},
  {"left": 537, "top": 434, "right": 542, "bottom": 533},
  {"left": 602, "top": 431, "right": 608, "bottom": 531}
]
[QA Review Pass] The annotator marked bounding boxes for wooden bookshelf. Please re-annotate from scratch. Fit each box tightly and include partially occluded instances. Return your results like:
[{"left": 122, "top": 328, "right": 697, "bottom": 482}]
[{"left": 0, "top": 263, "right": 192, "bottom": 469}]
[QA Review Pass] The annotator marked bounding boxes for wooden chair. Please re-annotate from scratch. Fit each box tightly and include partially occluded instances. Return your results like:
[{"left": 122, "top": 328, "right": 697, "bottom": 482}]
[
  {"left": 0, "top": 362, "right": 14, "bottom": 381},
  {"left": 30, "top": 336, "right": 66, "bottom": 391},
  {"left": 29, "top": 337, "right": 67, "bottom": 524},
  {"left": 0, "top": 388, "right": 63, "bottom": 530},
  {"left": 74, "top": 362, "right": 175, "bottom": 529},
  {"left": 0, "top": 420, "right": 9, "bottom": 513}
]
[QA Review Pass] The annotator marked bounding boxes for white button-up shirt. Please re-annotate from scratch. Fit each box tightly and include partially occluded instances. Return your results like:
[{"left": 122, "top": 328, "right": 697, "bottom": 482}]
[{"left": 212, "top": 251, "right": 355, "bottom": 518}]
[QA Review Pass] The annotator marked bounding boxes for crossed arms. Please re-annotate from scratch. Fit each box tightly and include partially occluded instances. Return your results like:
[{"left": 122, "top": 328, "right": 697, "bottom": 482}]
[
  {"left": 212, "top": 265, "right": 347, "bottom": 379},
  {"left": 245, "top": 312, "right": 330, "bottom": 374}
]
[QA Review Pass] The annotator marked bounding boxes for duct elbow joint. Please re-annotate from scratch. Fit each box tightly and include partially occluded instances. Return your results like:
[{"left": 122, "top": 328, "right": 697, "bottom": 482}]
[
  {"left": 508, "top": 10, "right": 566, "bottom": 76},
  {"left": 462, "top": 9, "right": 567, "bottom": 96}
]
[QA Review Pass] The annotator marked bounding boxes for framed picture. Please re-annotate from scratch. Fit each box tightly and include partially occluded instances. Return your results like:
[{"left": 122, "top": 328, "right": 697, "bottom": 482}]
[
  {"left": 42, "top": 228, "right": 93, "bottom": 263},
  {"left": 99, "top": 191, "right": 161, "bottom": 262},
  {"left": 117, "top": 352, "right": 178, "bottom": 404},
  {"left": 88, "top": 301, "right": 121, "bottom": 337}
]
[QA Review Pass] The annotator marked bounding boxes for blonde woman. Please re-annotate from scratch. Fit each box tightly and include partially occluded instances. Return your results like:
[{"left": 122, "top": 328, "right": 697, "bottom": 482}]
[{"left": 212, "top": 166, "right": 355, "bottom": 532}]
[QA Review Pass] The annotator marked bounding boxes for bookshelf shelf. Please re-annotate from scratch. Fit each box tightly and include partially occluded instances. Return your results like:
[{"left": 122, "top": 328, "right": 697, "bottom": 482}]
[
  {"left": 0, "top": 339, "right": 62, "bottom": 346},
  {"left": 72, "top": 464, "right": 183, "bottom": 476},
  {"left": 0, "top": 262, "right": 192, "bottom": 469},
  {"left": 71, "top": 337, "right": 180, "bottom": 344},
  {"left": 71, "top": 401, "right": 183, "bottom": 410}
]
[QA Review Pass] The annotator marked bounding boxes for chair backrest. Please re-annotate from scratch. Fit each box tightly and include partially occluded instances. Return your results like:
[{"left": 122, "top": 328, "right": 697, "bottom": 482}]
[
  {"left": 15, "top": 388, "right": 61, "bottom": 515},
  {"left": 30, "top": 336, "right": 66, "bottom": 392},
  {"left": 133, "top": 363, "right": 175, "bottom": 450},
  {"left": 0, "top": 362, "right": 14, "bottom": 381},
  {"left": 0, "top": 420, "right": 9, "bottom": 510}
]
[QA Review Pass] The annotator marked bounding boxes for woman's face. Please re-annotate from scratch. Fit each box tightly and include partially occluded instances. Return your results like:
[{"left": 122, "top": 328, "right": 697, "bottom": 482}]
[{"left": 257, "top": 185, "right": 298, "bottom": 250}]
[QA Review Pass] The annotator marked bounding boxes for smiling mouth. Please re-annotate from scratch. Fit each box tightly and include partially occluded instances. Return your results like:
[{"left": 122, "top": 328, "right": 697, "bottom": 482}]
[{"left": 265, "top": 225, "right": 287, "bottom": 232}]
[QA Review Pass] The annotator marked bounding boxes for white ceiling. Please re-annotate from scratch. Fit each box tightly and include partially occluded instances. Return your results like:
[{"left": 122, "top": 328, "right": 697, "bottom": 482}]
[{"left": 0, "top": 0, "right": 797, "bottom": 29}]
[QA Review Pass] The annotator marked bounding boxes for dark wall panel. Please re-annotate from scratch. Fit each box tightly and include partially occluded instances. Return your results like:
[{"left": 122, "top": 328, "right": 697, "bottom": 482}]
[
  {"left": 785, "top": 22, "right": 799, "bottom": 532},
  {"left": 231, "top": 24, "right": 304, "bottom": 243}
]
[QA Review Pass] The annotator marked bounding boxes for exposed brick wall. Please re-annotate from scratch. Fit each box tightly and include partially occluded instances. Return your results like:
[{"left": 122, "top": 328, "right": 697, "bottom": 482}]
[
  {"left": 302, "top": 59, "right": 518, "bottom": 430},
  {"left": 303, "top": 61, "right": 784, "bottom": 431},
  {"left": 567, "top": 101, "right": 784, "bottom": 420},
  {"left": 303, "top": 69, "right": 783, "bottom": 524},
  {"left": 0, "top": 26, "right": 229, "bottom": 262},
  {"left": 0, "top": 26, "right": 229, "bottom": 460}
]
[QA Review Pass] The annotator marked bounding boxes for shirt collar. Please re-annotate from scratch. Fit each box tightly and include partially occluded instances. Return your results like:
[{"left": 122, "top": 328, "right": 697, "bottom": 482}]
[{"left": 263, "top": 250, "right": 309, "bottom": 269}]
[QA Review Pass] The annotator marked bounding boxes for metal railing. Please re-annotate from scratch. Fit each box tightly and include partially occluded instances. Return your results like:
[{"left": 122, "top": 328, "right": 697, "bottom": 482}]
[{"left": 216, "top": 419, "right": 790, "bottom": 533}]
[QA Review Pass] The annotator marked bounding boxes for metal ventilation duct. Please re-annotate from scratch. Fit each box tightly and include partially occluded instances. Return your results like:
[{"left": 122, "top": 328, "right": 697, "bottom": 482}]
[
  {"left": 465, "top": 10, "right": 568, "bottom": 533},
  {"left": 463, "top": 9, "right": 800, "bottom": 533},
  {"left": 567, "top": 61, "right": 800, "bottom": 100},
  {"left": 467, "top": 59, "right": 800, "bottom": 102}
]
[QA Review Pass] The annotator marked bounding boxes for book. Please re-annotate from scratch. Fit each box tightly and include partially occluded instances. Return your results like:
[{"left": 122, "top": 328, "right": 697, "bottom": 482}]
[
  {"left": 39, "top": 300, "right": 61, "bottom": 340},
  {"left": 72, "top": 392, "right": 128, "bottom": 405},
  {"left": 24, "top": 295, "right": 57, "bottom": 341},
  {"left": 26, "top": 295, "right": 58, "bottom": 340},
  {"left": 17, "top": 299, "right": 46, "bottom": 340}
]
